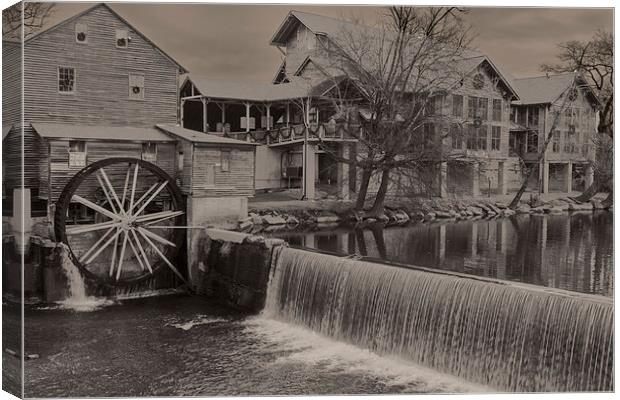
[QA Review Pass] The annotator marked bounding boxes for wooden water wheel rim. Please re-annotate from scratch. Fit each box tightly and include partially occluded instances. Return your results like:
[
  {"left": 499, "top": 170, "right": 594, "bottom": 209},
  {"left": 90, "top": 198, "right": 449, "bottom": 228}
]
[{"left": 54, "top": 157, "right": 186, "bottom": 287}]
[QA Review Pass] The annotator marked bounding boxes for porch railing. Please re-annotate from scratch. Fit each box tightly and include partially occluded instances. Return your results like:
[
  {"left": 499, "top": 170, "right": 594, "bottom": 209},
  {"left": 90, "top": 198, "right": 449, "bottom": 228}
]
[{"left": 227, "top": 123, "right": 362, "bottom": 145}]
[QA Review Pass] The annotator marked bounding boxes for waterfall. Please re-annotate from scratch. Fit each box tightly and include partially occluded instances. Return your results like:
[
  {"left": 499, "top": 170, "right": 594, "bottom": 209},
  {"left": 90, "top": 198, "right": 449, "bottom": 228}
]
[
  {"left": 57, "top": 245, "right": 113, "bottom": 312},
  {"left": 264, "top": 247, "right": 613, "bottom": 392}
]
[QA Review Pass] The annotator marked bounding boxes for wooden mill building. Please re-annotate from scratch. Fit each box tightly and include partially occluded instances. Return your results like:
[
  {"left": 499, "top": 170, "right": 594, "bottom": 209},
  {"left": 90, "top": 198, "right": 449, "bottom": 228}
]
[{"left": 2, "top": 3, "right": 256, "bottom": 230}]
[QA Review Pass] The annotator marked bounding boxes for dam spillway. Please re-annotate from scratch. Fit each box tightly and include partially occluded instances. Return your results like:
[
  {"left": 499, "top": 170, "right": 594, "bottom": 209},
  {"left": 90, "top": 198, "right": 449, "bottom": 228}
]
[{"left": 263, "top": 246, "right": 613, "bottom": 392}]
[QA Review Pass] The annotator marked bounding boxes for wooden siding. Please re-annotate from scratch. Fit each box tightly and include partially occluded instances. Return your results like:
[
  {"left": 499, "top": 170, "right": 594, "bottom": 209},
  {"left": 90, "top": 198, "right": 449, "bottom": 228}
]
[
  {"left": 2, "top": 41, "right": 22, "bottom": 126},
  {"left": 179, "top": 140, "right": 193, "bottom": 194},
  {"left": 23, "top": 5, "right": 179, "bottom": 128},
  {"left": 41, "top": 139, "right": 177, "bottom": 202},
  {"left": 189, "top": 145, "right": 255, "bottom": 198},
  {"left": 2, "top": 126, "right": 42, "bottom": 195}
]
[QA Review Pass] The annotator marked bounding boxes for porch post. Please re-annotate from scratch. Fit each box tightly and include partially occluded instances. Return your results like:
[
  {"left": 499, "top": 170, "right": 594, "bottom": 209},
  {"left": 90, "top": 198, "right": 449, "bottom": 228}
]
[
  {"left": 180, "top": 98, "right": 185, "bottom": 128},
  {"left": 497, "top": 161, "right": 507, "bottom": 195},
  {"left": 540, "top": 161, "right": 549, "bottom": 194},
  {"left": 585, "top": 163, "right": 594, "bottom": 187},
  {"left": 221, "top": 103, "right": 226, "bottom": 127},
  {"left": 266, "top": 104, "right": 271, "bottom": 130},
  {"left": 304, "top": 144, "right": 317, "bottom": 200},
  {"left": 202, "top": 98, "right": 208, "bottom": 133},
  {"left": 471, "top": 162, "right": 480, "bottom": 197},
  {"left": 438, "top": 161, "right": 448, "bottom": 197},
  {"left": 565, "top": 162, "right": 573, "bottom": 193},
  {"left": 245, "top": 103, "right": 251, "bottom": 132},
  {"left": 286, "top": 103, "right": 290, "bottom": 127},
  {"left": 337, "top": 144, "right": 350, "bottom": 201}
]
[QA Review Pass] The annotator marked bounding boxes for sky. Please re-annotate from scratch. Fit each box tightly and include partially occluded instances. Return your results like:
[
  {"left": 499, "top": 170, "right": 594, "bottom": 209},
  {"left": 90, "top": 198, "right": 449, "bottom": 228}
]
[{"left": 43, "top": 3, "right": 613, "bottom": 82}]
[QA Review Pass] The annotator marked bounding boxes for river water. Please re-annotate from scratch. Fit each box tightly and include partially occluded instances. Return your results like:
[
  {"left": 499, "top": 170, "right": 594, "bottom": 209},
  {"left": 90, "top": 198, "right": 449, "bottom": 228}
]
[
  {"left": 270, "top": 212, "right": 613, "bottom": 297},
  {"left": 21, "top": 295, "right": 488, "bottom": 397},
  {"left": 16, "top": 211, "right": 612, "bottom": 396}
]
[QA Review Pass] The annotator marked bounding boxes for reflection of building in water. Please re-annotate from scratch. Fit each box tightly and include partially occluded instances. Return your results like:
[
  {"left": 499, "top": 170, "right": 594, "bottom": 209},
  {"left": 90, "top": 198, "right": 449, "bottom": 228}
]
[{"left": 271, "top": 213, "right": 612, "bottom": 297}]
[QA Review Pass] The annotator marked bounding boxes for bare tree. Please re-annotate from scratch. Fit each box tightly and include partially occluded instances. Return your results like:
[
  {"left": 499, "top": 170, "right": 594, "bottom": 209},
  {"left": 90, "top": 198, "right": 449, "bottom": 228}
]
[
  {"left": 296, "top": 6, "right": 476, "bottom": 215},
  {"left": 3, "top": 2, "right": 55, "bottom": 40},
  {"left": 542, "top": 30, "right": 613, "bottom": 203}
]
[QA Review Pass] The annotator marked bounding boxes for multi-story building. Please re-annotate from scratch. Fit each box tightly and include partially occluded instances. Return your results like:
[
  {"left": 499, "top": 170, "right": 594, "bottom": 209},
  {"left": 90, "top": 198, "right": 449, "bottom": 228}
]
[{"left": 509, "top": 73, "right": 598, "bottom": 194}]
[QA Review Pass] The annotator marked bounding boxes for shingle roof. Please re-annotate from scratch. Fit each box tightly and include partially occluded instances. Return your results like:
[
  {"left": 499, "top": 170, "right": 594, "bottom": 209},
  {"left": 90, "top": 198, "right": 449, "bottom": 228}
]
[
  {"left": 156, "top": 124, "right": 258, "bottom": 146},
  {"left": 185, "top": 75, "right": 313, "bottom": 102},
  {"left": 512, "top": 73, "right": 576, "bottom": 105},
  {"left": 271, "top": 10, "right": 366, "bottom": 46},
  {"left": 32, "top": 123, "right": 175, "bottom": 142}
]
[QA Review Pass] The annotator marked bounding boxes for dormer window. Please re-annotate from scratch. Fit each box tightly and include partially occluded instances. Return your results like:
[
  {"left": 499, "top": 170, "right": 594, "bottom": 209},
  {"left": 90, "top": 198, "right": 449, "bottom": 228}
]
[
  {"left": 58, "top": 67, "right": 75, "bottom": 93},
  {"left": 75, "top": 22, "right": 87, "bottom": 43},
  {"left": 116, "top": 29, "right": 129, "bottom": 48},
  {"left": 129, "top": 73, "right": 144, "bottom": 100}
]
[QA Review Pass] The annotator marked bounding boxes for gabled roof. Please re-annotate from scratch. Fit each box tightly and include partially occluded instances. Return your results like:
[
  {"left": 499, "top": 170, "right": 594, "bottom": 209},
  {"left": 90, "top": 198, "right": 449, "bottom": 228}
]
[
  {"left": 25, "top": 3, "right": 187, "bottom": 73},
  {"left": 270, "top": 10, "right": 367, "bottom": 46},
  {"left": 512, "top": 73, "right": 599, "bottom": 106},
  {"left": 156, "top": 124, "right": 258, "bottom": 146},
  {"left": 183, "top": 74, "right": 313, "bottom": 102},
  {"left": 32, "top": 123, "right": 175, "bottom": 142},
  {"left": 457, "top": 56, "right": 520, "bottom": 100}
]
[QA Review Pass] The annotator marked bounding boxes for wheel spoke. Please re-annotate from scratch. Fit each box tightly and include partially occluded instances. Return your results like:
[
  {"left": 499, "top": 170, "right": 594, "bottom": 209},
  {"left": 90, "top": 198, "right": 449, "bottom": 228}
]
[
  {"left": 137, "top": 226, "right": 175, "bottom": 248},
  {"left": 115, "top": 232, "right": 129, "bottom": 280},
  {"left": 130, "top": 182, "right": 158, "bottom": 215},
  {"left": 72, "top": 195, "right": 120, "bottom": 221},
  {"left": 109, "top": 228, "right": 120, "bottom": 277},
  {"left": 78, "top": 226, "right": 116, "bottom": 264},
  {"left": 83, "top": 228, "right": 122, "bottom": 265},
  {"left": 120, "top": 167, "right": 132, "bottom": 212},
  {"left": 126, "top": 232, "right": 146, "bottom": 272},
  {"left": 129, "top": 163, "right": 139, "bottom": 216},
  {"left": 131, "top": 229, "right": 153, "bottom": 274},
  {"left": 95, "top": 173, "right": 119, "bottom": 215},
  {"left": 133, "top": 181, "right": 169, "bottom": 217},
  {"left": 136, "top": 210, "right": 184, "bottom": 224},
  {"left": 137, "top": 229, "right": 187, "bottom": 284},
  {"left": 99, "top": 168, "right": 125, "bottom": 215},
  {"left": 67, "top": 220, "right": 120, "bottom": 235}
]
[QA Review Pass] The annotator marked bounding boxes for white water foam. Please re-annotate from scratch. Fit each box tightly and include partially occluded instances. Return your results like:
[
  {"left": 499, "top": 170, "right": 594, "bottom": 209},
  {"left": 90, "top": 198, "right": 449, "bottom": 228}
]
[
  {"left": 246, "top": 317, "right": 492, "bottom": 394},
  {"left": 56, "top": 245, "right": 115, "bottom": 312},
  {"left": 166, "top": 315, "right": 228, "bottom": 331}
]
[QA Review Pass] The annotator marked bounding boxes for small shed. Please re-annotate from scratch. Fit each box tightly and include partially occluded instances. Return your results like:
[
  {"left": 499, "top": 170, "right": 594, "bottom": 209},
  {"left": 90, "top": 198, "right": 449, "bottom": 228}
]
[
  {"left": 32, "top": 123, "right": 178, "bottom": 207},
  {"left": 156, "top": 124, "right": 257, "bottom": 198}
]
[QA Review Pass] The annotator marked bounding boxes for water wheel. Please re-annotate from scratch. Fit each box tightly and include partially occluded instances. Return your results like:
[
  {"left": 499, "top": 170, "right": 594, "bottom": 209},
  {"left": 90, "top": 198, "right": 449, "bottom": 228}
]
[{"left": 54, "top": 157, "right": 186, "bottom": 287}]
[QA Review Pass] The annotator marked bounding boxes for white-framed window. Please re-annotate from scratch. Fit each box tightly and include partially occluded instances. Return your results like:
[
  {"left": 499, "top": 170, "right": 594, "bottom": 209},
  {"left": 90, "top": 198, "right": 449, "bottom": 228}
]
[
  {"left": 129, "top": 73, "right": 145, "bottom": 100},
  {"left": 58, "top": 66, "right": 76, "bottom": 93},
  {"left": 75, "top": 22, "right": 88, "bottom": 43},
  {"left": 221, "top": 150, "right": 231, "bottom": 172},
  {"left": 141, "top": 142, "right": 157, "bottom": 162},
  {"left": 116, "top": 29, "right": 129, "bottom": 48},
  {"left": 491, "top": 126, "right": 501, "bottom": 150},
  {"left": 69, "top": 141, "right": 86, "bottom": 167}
]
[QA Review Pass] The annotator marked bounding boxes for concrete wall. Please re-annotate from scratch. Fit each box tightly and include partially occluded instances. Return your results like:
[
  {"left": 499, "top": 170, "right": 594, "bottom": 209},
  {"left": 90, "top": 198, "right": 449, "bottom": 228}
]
[{"left": 190, "top": 228, "right": 287, "bottom": 312}]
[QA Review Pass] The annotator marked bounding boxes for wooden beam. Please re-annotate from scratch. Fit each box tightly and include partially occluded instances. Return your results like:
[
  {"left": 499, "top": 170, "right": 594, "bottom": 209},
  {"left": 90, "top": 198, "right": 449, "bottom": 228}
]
[{"left": 202, "top": 98, "right": 208, "bottom": 133}]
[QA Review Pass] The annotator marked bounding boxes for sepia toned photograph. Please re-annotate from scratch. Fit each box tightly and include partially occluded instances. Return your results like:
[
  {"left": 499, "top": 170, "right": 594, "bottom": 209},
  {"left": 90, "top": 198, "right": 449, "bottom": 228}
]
[{"left": 1, "top": 1, "right": 614, "bottom": 398}]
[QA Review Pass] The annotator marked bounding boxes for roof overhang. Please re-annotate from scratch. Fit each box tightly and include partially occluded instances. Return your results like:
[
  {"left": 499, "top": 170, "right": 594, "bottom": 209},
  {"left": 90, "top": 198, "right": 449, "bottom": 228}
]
[
  {"left": 156, "top": 124, "right": 259, "bottom": 146},
  {"left": 32, "top": 122, "right": 176, "bottom": 142},
  {"left": 270, "top": 11, "right": 301, "bottom": 47}
]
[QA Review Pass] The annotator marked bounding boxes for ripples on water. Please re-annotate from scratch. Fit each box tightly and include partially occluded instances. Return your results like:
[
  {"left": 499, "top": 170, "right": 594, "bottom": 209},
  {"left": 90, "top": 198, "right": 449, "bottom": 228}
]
[
  {"left": 21, "top": 295, "right": 487, "bottom": 397},
  {"left": 270, "top": 212, "right": 613, "bottom": 297}
]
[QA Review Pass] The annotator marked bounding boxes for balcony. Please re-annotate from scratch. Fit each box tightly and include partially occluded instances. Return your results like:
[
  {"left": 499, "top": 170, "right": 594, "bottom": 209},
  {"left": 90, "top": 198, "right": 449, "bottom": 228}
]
[{"left": 227, "top": 123, "right": 361, "bottom": 147}]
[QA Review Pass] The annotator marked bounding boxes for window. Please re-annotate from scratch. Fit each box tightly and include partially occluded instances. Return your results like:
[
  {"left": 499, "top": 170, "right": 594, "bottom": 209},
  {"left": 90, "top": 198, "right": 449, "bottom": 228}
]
[
  {"left": 527, "top": 130, "right": 539, "bottom": 153},
  {"left": 58, "top": 67, "right": 75, "bottom": 93},
  {"left": 466, "top": 125, "right": 476, "bottom": 150},
  {"left": 129, "top": 74, "right": 145, "bottom": 100},
  {"left": 477, "top": 125, "right": 488, "bottom": 150},
  {"left": 492, "top": 99, "right": 502, "bottom": 122},
  {"left": 116, "top": 29, "right": 129, "bottom": 48},
  {"left": 527, "top": 106, "right": 539, "bottom": 127},
  {"left": 563, "top": 131, "right": 570, "bottom": 153},
  {"left": 450, "top": 123, "right": 463, "bottom": 149},
  {"left": 75, "top": 22, "right": 87, "bottom": 43},
  {"left": 491, "top": 126, "right": 501, "bottom": 150},
  {"left": 69, "top": 141, "right": 86, "bottom": 167},
  {"left": 141, "top": 142, "right": 157, "bottom": 162},
  {"left": 423, "top": 123, "right": 435, "bottom": 146},
  {"left": 551, "top": 131, "right": 560, "bottom": 153},
  {"left": 452, "top": 95, "right": 463, "bottom": 117},
  {"left": 468, "top": 96, "right": 488, "bottom": 120},
  {"left": 221, "top": 151, "right": 231, "bottom": 172}
]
